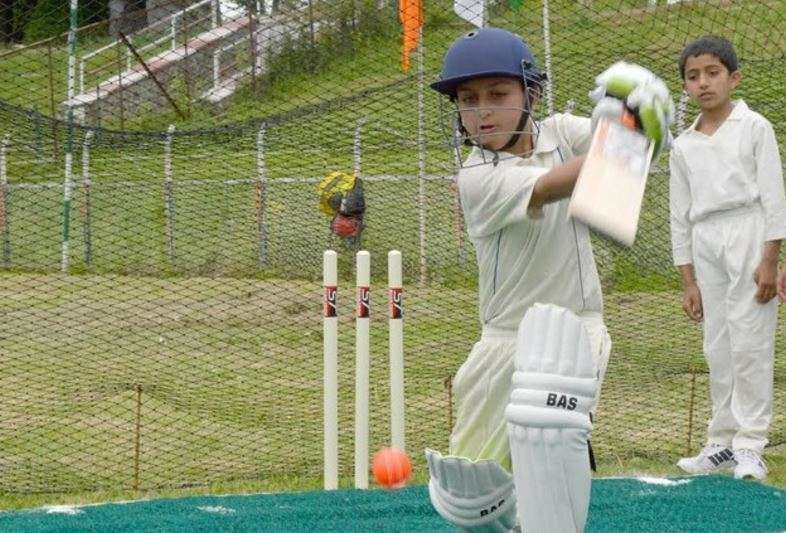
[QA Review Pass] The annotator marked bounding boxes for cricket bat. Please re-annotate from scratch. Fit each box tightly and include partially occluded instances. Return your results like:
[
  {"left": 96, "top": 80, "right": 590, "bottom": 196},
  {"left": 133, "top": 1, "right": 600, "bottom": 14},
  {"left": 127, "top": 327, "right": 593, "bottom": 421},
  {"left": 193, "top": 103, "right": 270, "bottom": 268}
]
[{"left": 568, "top": 117, "right": 655, "bottom": 247}]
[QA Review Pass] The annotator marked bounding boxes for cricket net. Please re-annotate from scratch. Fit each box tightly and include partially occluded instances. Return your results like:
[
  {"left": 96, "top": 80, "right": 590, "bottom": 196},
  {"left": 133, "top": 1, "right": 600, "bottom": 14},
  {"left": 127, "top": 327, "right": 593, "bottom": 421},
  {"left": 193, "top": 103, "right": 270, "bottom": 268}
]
[{"left": 0, "top": 0, "right": 784, "bottom": 494}]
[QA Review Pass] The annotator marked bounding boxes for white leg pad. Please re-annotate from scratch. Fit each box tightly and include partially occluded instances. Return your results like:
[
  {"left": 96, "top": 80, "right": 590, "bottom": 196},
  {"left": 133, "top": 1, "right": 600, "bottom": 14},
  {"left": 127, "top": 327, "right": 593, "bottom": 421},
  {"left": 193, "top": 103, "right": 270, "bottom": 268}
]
[
  {"left": 426, "top": 448, "right": 518, "bottom": 532},
  {"left": 505, "top": 303, "right": 598, "bottom": 533}
]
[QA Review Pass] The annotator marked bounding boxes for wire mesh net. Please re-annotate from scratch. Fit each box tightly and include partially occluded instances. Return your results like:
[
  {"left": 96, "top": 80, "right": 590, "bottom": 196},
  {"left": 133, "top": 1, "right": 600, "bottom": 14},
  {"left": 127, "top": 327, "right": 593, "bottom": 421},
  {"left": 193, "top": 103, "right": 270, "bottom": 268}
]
[{"left": 0, "top": 0, "right": 784, "bottom": 494}]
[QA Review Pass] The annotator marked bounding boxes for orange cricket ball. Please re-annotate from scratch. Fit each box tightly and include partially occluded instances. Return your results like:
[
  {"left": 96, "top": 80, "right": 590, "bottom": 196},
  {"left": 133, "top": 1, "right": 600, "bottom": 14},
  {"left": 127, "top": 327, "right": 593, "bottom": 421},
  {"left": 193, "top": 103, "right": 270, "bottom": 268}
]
[{"left": 372, "top": 446, "right": 412, "bottom": 489}]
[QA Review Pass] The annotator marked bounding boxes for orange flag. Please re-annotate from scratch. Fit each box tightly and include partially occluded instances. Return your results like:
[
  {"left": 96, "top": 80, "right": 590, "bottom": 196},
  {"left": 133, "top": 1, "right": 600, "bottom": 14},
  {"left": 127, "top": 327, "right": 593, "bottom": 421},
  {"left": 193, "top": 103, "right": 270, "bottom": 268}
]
[{"left": 399, "top": 0, "right": 423, "bottom": 72}]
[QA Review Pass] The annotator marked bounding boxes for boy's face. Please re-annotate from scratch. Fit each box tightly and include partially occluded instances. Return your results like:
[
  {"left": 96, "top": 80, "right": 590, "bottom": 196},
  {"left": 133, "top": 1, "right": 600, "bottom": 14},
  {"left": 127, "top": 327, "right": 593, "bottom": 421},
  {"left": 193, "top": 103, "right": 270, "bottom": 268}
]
[
  {"left": 455, "top": 77, "right": 531, "bottom": 153},
  {"left": 683, "top": 53, "right": 740, "bottom": 111}
]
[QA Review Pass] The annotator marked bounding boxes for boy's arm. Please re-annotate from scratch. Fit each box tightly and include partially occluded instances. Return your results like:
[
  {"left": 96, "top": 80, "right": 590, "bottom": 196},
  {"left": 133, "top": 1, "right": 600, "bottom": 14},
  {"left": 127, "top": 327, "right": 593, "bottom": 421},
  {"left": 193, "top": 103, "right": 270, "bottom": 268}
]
[
  {"left": 670, "top": 144, "right": 703, "bottom": 320},
  {"left": 750, "top": 118, "right": 785, "bottom": 303},
  {"left": 669, "top": 146, "right": 693, "bottom": 267},
  {"left": 753, "top": 118, "right": 786, "bottom": 242},
  {"left": 528, "top": 154, "right": 586, "bottom": 213}
]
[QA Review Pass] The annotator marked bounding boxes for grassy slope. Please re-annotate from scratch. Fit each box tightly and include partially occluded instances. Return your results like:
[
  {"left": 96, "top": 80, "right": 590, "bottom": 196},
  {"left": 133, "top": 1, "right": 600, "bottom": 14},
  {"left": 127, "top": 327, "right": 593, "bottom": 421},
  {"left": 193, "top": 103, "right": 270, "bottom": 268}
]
[
  {"left": 1, "top": 0, "right": 782, "bottom": 283},
  {"left": 1, "top": 0, "right": 783, "bottom": 135}
]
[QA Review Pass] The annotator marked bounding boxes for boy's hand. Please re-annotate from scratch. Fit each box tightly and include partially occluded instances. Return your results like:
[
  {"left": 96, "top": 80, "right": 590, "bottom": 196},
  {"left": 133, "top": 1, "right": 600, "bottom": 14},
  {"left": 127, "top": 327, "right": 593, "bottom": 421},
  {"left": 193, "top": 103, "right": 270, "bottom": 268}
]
[
  {"left": 753, "top": 257, "right": 778, "bottom": 303},
  {"left": 682, "top": 283, "right": 703, "bottom": 322},
  {"left": 590, "top": 62, "right": 674, "bottom": 157}
]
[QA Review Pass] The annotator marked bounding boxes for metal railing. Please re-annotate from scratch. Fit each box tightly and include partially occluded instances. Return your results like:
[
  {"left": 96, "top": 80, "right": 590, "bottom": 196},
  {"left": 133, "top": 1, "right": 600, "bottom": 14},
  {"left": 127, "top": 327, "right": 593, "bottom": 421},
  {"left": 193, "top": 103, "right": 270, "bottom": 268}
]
[{"left": 78, "top": 0, "right": 225, "bottom": 95}]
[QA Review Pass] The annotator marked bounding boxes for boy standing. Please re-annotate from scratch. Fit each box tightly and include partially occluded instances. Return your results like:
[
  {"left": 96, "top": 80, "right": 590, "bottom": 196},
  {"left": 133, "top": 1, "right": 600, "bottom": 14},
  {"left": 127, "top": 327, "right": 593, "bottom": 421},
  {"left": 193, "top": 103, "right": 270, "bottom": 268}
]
[
  {"left": 670, "top": 36, "right": 786, "bottom": 480},
  {"left": 425, "top": 27, "right": 672, "bottom": 531}
]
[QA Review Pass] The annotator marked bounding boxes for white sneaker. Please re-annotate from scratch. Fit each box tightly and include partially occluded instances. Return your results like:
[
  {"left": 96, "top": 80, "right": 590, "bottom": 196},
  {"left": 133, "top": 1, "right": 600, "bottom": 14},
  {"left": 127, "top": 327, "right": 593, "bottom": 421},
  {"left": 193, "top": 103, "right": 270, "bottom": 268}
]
[
  {"left": 677, "top": 443, "right": 735, "bottom": 474},
  {"left": 733, "top": 449, "right": 767, "bottom": 480}
]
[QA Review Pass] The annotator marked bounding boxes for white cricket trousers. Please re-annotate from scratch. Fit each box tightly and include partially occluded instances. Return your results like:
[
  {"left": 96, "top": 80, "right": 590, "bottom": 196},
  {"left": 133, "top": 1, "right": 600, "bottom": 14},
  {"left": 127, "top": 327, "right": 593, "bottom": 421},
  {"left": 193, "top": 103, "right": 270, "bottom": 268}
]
[
  {"left": 692, "top": 205, "right": 777, "bottom": 453},
  {"left": 448, "top": 314, "right": 611, "bottom": 470}
]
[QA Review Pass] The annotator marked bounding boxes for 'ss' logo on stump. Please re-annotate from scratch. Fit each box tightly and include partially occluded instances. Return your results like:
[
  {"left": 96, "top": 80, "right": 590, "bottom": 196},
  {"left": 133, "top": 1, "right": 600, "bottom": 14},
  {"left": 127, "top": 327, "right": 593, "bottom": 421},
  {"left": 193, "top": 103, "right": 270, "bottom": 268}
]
[
  {"left": 357, "top": 286, "right": 370, "bottom": 318},
  {"left": 324, "top": 286, "right": 337, "bottom": 317},
  {"left": 389, "top": 287, "right": 403, "bottom": 319}
]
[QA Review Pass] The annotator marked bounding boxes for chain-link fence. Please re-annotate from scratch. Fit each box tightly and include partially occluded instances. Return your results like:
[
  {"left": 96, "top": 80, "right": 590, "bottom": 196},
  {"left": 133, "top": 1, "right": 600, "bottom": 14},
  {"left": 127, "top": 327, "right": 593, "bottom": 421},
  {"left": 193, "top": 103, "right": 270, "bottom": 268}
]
[{"left": 1, "top": 0, "right": 784, "bottom": 494}]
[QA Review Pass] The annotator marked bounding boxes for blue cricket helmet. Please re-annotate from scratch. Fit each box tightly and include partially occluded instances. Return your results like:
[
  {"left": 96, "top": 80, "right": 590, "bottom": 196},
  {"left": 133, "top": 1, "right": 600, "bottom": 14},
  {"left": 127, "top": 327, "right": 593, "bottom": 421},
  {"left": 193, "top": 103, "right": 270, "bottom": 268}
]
[{"left": 431, "top": 27, "right": 545, "bottom": 98}]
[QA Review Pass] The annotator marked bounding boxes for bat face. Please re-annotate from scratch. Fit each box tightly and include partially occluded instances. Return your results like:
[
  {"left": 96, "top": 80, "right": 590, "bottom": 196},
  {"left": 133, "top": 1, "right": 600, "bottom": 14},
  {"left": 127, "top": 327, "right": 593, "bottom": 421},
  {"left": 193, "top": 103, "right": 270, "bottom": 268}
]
[{"left": 568, "top": 118, "right": 654, "bottom": 247}]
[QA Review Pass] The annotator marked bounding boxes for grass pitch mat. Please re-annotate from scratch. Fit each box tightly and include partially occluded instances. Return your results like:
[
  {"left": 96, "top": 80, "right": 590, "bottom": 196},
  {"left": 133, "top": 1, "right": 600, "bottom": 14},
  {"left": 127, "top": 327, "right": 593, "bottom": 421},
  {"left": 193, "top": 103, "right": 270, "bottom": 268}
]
[{"left": 1, "top": 475, "right": 784, "bottom": 532}]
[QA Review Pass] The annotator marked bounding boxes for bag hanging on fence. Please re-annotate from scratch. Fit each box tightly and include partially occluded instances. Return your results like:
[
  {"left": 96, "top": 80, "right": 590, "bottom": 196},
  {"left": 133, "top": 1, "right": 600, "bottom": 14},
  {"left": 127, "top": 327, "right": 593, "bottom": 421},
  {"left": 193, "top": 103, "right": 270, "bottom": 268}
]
[{"left": 318, "top": 171, "right": 366, "bottom": 240}]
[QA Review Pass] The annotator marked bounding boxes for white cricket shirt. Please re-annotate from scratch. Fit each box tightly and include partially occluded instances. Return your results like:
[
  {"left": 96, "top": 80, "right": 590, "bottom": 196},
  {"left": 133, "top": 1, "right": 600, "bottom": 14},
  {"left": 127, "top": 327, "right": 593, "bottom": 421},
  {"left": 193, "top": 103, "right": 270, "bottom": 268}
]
[
  {"left": 458, "top": 113, "right": 603, "bottom": 332},
  {"left": 670, "top": 100, "right": 786, "bottom": 266}
]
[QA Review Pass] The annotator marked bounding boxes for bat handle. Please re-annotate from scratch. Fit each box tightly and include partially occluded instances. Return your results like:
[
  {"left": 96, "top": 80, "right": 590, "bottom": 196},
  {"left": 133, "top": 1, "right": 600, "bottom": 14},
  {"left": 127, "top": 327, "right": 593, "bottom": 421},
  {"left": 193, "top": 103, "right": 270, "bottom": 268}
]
[{"left": 620, "top": 109, "right": 638, "bottom": 130}]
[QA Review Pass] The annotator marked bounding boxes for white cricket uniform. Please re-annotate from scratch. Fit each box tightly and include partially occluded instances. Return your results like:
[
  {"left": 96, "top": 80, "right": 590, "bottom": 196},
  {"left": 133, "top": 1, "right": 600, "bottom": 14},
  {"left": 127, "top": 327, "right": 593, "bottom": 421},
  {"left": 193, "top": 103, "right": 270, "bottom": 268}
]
[
  {"left": 449, "top": 114, "right": 612, "bottom": 469},
  {"left": 670, "top": 100, "right": 786, "bottom": 453}
]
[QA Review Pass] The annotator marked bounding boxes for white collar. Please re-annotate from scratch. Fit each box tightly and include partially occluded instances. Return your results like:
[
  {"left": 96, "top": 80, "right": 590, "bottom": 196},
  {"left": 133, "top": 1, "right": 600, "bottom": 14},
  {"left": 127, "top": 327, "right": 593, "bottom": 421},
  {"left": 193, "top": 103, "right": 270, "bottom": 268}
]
[{"left": 686, "top": 99, "right": 747, "bottom": 134}]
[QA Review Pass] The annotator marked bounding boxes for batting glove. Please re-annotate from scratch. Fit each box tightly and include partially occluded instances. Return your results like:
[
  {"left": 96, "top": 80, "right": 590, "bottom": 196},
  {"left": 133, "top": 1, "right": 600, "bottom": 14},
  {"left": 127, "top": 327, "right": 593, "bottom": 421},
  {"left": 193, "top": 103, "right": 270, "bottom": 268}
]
[{"left": 590, "top": 61, "right": 675, "bottom": 157}]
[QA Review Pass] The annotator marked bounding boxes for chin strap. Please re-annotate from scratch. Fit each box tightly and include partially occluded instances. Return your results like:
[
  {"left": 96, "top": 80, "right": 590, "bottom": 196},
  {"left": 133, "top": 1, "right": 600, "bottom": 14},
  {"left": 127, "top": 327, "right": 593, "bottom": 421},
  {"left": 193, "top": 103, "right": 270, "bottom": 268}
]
[{"left": 498, "top": 110, "right": 531, "bottom": 153}]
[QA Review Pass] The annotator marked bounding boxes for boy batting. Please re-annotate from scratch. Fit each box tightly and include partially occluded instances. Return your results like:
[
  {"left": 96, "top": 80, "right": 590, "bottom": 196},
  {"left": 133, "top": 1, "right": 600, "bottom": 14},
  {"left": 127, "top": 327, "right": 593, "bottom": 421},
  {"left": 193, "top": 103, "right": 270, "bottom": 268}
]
[{"left": 425, "top": 27, "right": 673, "bottom": 531}]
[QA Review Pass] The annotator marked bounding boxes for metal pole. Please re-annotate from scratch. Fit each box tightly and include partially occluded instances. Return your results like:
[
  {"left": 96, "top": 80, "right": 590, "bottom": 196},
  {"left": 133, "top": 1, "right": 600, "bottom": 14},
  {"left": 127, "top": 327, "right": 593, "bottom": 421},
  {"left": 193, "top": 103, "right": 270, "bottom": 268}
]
[
  {"left": 47, "top": 40, "right": 59, "bottom": 161},
  {"left": 542, "top": 0, "right": 554, "bottom": 116},
  {"left": 212, "top": 0, "right": 220, "bottom": 93},
  {"left": 248, "top": 0, "right": 259, "bottom": 96},
  {"left": 686, "top": 365, "right": 697, "bottom": 456},
  {"left": 452, "top": 129, "right": 465, "bottom": 269},
  {"left": 308, "top": 0, "right": 315, "bottom": 52},
  {"left": 32, "top": 108, "right": 42, "bottom": 161},
  {"left": 117, "top": 43, "right": 125, "bottom": 130},
  {"left": 256, "top": 123, "right": 268, "bottom": 267},
  {"left": 0, "top": 135, "right": 11, "bottom": 266},
  {"left": 416, "top": 26, "right": 426, "bottom": 285},
  {"left": 181, "top": 9, "right": 193, "bottom": 115},
  {"left": 164, "top": 125, "right": 176, "bottom": 262},
  {"left": 82, "top": 130, "right": 94, "bottom": 267},
  {"left": 61, "top": 0, "right": 79, "bottom": 273},
  {"left": 353, "top": 117, "right": 366, "bottom": 180},
  {"left": 79, "top": 56, "right": 85, "bottom": 95},
  {"left": 171, "top": 16, "right": 177, "bottom": 51}
]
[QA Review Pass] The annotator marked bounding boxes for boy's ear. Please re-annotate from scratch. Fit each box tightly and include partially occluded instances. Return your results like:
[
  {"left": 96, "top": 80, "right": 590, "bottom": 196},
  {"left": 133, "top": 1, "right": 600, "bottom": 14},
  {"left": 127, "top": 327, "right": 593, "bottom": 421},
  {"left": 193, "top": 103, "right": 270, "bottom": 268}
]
[{"left": 729, "top": 69, "right": 741, "bottom": 88}]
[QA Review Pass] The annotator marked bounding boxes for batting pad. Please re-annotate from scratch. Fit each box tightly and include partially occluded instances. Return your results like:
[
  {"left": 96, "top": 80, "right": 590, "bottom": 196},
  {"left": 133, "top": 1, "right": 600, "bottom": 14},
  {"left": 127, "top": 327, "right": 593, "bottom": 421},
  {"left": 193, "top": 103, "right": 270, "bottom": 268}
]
[
  {"left": 425, "top": 449, "right": 518, "bottom": 532},
  {"left": 505, "top": 303, "right": 598, "bottom": 533}
]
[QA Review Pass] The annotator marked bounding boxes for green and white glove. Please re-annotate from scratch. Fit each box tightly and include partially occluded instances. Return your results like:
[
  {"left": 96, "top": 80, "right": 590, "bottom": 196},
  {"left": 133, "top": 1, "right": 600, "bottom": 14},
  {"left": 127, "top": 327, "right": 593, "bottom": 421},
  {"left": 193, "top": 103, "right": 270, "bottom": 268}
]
[{"left": 590, "top": 61, "right": 675, "bottom": 157}]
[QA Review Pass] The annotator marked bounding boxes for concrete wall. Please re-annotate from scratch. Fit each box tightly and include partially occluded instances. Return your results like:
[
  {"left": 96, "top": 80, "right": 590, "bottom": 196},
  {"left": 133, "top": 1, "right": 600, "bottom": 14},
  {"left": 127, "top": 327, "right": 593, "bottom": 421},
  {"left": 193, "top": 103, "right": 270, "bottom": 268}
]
[
  {"left": 108, "top": 0, "right": 148, "bottom": 37},
  {"left": 146, "top": 0, "right": 193, "bottom": 27}
]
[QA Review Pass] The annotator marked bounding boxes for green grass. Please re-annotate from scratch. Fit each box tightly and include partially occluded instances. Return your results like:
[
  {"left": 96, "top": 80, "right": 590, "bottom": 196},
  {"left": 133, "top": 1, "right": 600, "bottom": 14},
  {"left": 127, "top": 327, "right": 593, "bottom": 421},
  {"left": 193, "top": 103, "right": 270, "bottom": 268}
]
[{"left": 1, "top": 273, "right": 785, "bottom": 508}]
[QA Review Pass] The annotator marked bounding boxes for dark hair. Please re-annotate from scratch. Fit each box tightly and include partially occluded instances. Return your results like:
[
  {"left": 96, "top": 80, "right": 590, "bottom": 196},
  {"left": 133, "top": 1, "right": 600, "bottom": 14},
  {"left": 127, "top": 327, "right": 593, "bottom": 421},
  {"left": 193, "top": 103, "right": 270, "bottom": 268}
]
[{"left": 679, "top": 36, "right": 738, "bottom": 80}]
